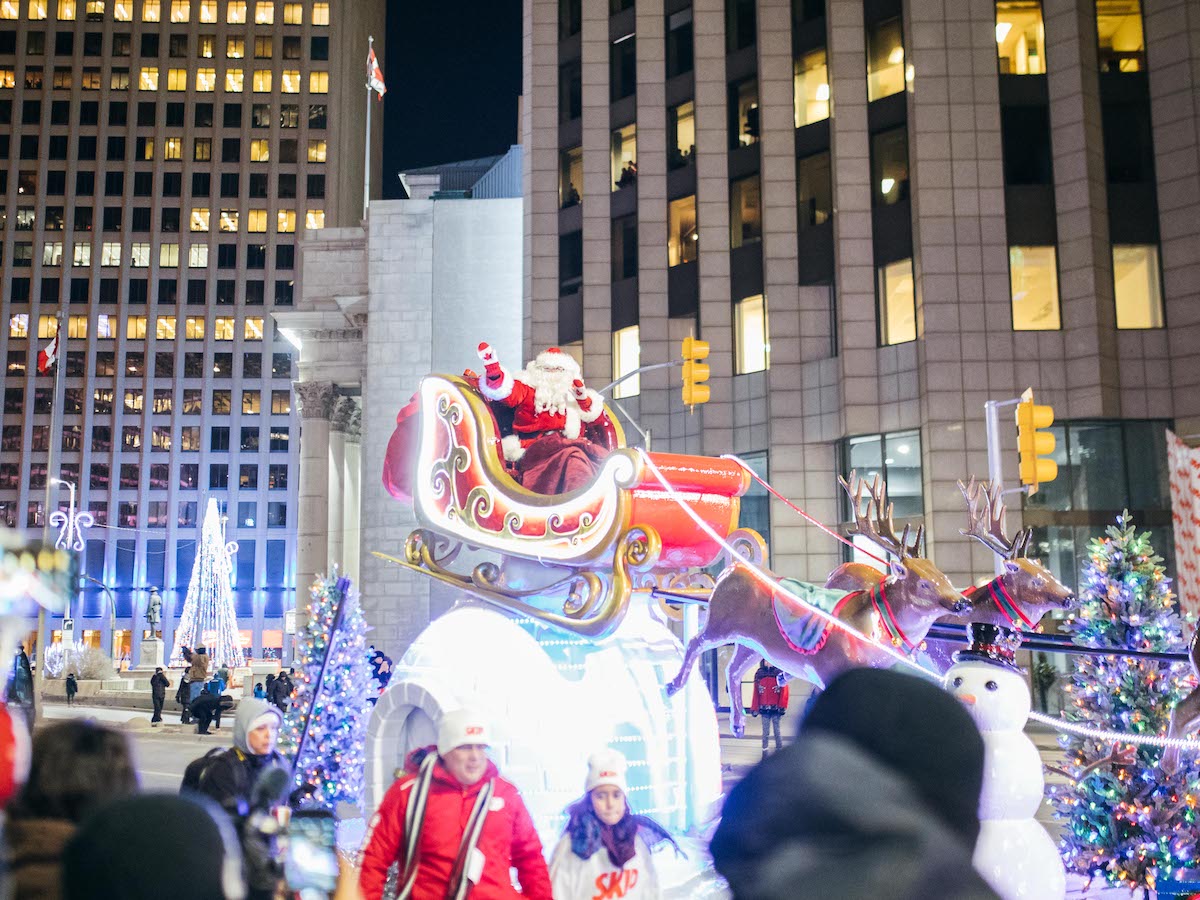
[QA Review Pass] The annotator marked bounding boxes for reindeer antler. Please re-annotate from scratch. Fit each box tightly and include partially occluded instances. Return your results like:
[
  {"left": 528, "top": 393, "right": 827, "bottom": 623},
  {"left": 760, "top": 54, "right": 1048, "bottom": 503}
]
[
  {"left": 839, "top": 470, "right": 923, "bottom": 560},
  {"left": 958, "top": 477, "right": 1031, "bottom": 561}
]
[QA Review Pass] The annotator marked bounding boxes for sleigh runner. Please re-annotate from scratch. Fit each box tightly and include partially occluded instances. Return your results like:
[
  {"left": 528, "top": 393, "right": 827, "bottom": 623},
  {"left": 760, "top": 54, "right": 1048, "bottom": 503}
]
[{"left": 381, "top": 373, "right": 765, "bottom": 639}]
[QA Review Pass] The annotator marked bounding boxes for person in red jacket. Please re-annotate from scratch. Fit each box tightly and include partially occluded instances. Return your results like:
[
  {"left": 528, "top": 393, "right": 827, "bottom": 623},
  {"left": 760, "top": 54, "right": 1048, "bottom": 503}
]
[
  {"left": 749, "top": 660, "right": 790, "bottom": 759},
  {"left": 358, "top": 709, "right": 553, "bottom": 900}
]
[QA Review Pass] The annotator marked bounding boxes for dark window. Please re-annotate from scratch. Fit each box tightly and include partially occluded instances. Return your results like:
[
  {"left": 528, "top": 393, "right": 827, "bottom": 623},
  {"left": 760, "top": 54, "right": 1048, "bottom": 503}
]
[
  {"left": 134, "top": 171, "right": 153, "bottom": 196},
  {"left": 282, "top": 35, "right": 301, "bottom": 58},
  {"left": 102, "top": 207, "right": 122, "bottom": 231},
  {"left": 726, "top": 0, "right": 756, "bottom": 52},
  {"left": 192, "top": 172, "right": 210, "bottom": 196},
  {"left": 666, "top": 8, "right": 694, "bottom": 78},
  {"left": 1102, "top": 102, "right": 1156, "bottom": 184},
  {"left": 559, "top": 0, "right": 581, "bottom": 39},
  {"left": 244, "top": 353, "right": 263, "bottom": 378},
  {"left": 137, "top": 101, "right": 156, "bottom": 126},
  {"left": 42, "top": 278, "right": 61, "bottom": 303},
  {"left": 195, "top": 102, "right": 213, "bottom": 127},
  {"left": 252, "top": 103, "right": 271, "bottom": 128},
  {"left": 113, "top": 32, "right": 130, "bottom": 56},
  {"left": 99, "top": 278, "right": 118, "bottom": 303},
  {"left": 1001, "top": 105, "right": 1053, "bottom": 185},
  {"left": 729, "top": 78, "right": 759, "bottom": 149},
  {"left": 610, "top": 36, "right": 636, "bottom": 101},
  {"left": 240, "top": 427, "right": 259, "bottom": 452},
  {"left": 559, "top": 61, "right": 582, "bottom": 123},
  {"left": 559, "top": 230, "right": 583, "bottom": 295},
  {"left": 220, "top": 173, "right": 240, "bottom": 197},
  {"left": 210, "top": 427, "right": 230, "bottom": 452},
  {"left": 165, "top": 101, "right": 184, "bottom": 126},
  {"left": 21, "top": 100, "right": 40, "bottom": 125},
  {"left": 109, "top": 101, "right": 128, "bottom": 125},
  {"left": 161, "top": 208, "right": 180, "bottom": 232},
  {"left": 217, "top": 245, "right": 237, "bottom": 269},
  {"left": 611, "top": 215, "right": 638, "bottom": 281},
  {"left": 222, "top": 138, "right": 241, "bottom": 163},
  {"left": 69, "top": 278, "right": 89, "bottom": 303},
  {"left": 216, "top": 280, "right": 235, "bottom": 303},
  {"left": 155, "top": 351, "right": 174, "bottom": 377},
  {"left": 247, "top": 244, "right": 266, "bottom": 268},
  {"left": 276, "top": 245, "right": 294, "bottom": 269},
  {"left": 870, "top": 126, "right": 910, "bottom": 206},
  {"left": 169, "top": 34, "right": 188, "bottom": 57},
  {"left": 209, "top": 464, "right": 229, "bottom": 489},
  {"left": 162, "top": 172, "right": 182, "bottom": 197},
  {"left": 271, "top": 352, "right": 292, "bottom": 378},
  {"left": 83, "top": 31, "right": 102, "bottom": 54},
  {"left": 187, "top": 280, "right": 206, "bottom": 304},
  {"left": 278, "top": 173, "right": 296, "bottom": 198},
  {"left": 50, "top": 100, "right": 69, "bottom": 124},
  {"left": 79, "top": 101, "right": 98, "bottom": 125},
  {"left": 223, "top": 103, "right": 242, "bottom": 127},
  {"left": 140, "top": 33, "right": 158, "bottom": 56},
  {"left": 159, "top": 281, "right": 178, "bottom": 304},
  {"left": 245, "top": 281, "right": 265, "bottom": 305},
  {"left": 46, "top": 170, "right": 66, "bottom": 193},
  {"left": 128, "top": 280, "right": 148, "bottom": 304},
  {"left": 274, "top": 280, "right": 293, "bottom": 306},
  {"left": 105, "top": 171, "right": 125, "bottom": 196},
  {"left": 308, "top": 104, "right": 326, "bottom": 128},
  {"left": 55, "top": 31, "right": 74, "bottom": 54},
  {"left": 249, "top": 173, "right": 268, "bottom": 197},
  {"left": 184, "top": 353, "right": 205, "bottom": 377},
  {"left": 307, "top": 174, "right": 325, "bottom": 197},
  {"left": 106, "top": 136, "right": 126, "bottom": 160},
  {"left": 213, "top": 352, "right": 233, "bottom": 378},
  {"left": 797, "top": 150, "right": 833, "bottom": 228},
  {"left": 269, "top": 429, "right": 289, "bottom": 453},
  {"left": 74, "top": 206, "right": 94, "bottom": 230}
]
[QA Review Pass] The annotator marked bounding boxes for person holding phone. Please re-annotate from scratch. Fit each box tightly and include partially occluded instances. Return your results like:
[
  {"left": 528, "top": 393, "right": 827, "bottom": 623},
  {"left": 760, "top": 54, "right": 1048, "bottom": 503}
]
[{"left": 358, "top": 709, "right": 552, "bottom": 900}]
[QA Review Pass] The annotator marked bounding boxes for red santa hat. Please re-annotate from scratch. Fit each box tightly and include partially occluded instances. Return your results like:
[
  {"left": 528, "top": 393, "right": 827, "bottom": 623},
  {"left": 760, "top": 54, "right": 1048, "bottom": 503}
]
[
  {"left": 533, "top": 347, "right": 581, "bottom": 378},
  {"left": 584, "top": 748, "right": 628, "bottom": 794}
]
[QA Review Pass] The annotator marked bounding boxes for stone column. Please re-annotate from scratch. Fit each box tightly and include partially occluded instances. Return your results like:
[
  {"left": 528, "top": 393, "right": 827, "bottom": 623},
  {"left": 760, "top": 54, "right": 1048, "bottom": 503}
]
[
  {"left": 343, "top": 405, "right": 362, "bottom": 583},
  {"left": 293, "top": 381, "right": 334, "bottom": 629},
  {"left": 328, "top": 396, "right": 355, "bottom": 573}
]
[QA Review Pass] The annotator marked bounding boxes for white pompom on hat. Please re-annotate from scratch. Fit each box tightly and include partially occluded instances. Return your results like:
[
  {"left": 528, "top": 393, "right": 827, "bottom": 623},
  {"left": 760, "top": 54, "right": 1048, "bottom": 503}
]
[
  {"left": 436, "top": 708, "right": 491, "bottom": 756},
  {"left": 584, "top": 748, "right": 628, "bottom": 794},
  {"left": 533, "top": 346, "right": 581, "bottom": 378}
]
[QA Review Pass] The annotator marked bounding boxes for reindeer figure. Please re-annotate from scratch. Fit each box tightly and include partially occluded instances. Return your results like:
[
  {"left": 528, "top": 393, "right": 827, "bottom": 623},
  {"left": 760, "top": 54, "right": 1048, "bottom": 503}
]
[
  {"left": 665, "top": 471, "right": 968, "bottom": 737},
  {"left": 923, "top": 478, "right": 1076, "bottom": 671},
  {"left": 1160, "top": 629, "right": 1200, "bottom": 776}
]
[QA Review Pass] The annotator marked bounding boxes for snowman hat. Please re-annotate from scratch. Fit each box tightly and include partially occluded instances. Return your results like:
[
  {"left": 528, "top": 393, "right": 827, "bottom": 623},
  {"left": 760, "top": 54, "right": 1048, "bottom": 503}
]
[
  {"left": 952, "top": 622, "right": 1023, "bottom": 671},
  {"left": 584, "top": 748, "right": 628, "bottom": 794}
]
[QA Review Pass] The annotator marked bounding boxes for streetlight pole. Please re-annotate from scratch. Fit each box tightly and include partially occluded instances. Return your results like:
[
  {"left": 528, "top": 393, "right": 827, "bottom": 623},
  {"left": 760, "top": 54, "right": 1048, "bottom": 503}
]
[{"left": 79, "top": 575, "right": 114, "bottom": 662}]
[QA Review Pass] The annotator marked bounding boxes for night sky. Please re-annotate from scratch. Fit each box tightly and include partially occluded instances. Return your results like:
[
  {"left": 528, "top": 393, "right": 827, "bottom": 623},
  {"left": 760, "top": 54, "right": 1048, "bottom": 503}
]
[{"left": 381, "top": 0, "right": 523, "bottom": 197}]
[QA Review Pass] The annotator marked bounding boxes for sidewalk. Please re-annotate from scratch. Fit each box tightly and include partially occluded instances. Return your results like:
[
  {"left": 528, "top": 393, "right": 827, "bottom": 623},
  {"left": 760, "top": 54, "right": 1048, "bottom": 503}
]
[{"left": 41, "top": 699, "right": 233, "bottom": 742}]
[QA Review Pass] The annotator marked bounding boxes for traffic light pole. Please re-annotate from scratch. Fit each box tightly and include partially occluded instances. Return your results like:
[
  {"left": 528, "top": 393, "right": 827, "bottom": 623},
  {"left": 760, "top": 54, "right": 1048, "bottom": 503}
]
[{"left": 984, "top": 396, "right": 1022, "bottom": 576}]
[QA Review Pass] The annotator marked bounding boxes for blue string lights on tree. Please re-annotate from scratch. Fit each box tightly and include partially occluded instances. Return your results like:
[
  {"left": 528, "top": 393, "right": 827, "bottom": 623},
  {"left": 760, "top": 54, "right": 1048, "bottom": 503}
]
[
  {"left": 279, "top": 570, "right": 374, "bottom": 812},
  {"left": 1049, "top": 512, "right": 1199, "bottom": 894},
  {"left": 169, "top": 498, "right": 243, "bottom": 669}
]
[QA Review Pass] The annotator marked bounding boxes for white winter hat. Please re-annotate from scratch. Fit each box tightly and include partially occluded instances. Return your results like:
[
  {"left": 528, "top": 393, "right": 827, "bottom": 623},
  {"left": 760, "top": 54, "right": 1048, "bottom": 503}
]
[
  {"left": 436, "top": 708, "right": 490, "bottom": 756},
  {"left": 584, "top": 748, "right": 628, "bottom": 794}
]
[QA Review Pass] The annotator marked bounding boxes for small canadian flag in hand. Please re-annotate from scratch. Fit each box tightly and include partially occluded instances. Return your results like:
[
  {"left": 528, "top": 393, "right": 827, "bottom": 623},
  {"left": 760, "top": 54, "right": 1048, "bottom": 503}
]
[{"left": 37, "top": 333, "right": 58, "bottom": 374}]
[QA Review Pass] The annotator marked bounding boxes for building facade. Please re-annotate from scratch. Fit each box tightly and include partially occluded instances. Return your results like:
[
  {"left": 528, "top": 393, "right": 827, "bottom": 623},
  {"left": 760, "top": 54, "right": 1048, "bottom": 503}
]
[
  {"left": 523, "top": 0, "right": 1199, "bottom": 594},
  {"left": 0, "top": 0, "right": 385, "bottom": 662},
  {"left": 284, "top": 149, "right": 524, "bottom": 652}
]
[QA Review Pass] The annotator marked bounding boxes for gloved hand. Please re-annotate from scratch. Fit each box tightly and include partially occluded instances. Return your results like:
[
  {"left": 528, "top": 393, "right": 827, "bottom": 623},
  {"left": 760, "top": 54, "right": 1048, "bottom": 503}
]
[
  {"left": 477, "top": 342, "right": 502, "bottom": 380},
  {"left": 572, "top": 378, "right": 592, "bottom": 411}
]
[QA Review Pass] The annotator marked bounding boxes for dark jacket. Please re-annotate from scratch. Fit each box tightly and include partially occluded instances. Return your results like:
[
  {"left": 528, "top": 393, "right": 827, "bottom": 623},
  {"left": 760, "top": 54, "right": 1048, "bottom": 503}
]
[
  {"left": 710, "top": 733, "right": 1000, "bottom": 900},
  {"left": 267, "top": 675, "right": 291, "bottom": 709},
  {"left": 5, "top": 816, "right": 77, "bottom": 900},
  {"left": 175, "top": 674, "right": 190, "bottom": 707},
  {"left": 64, "top": 674, "right": 78, "bottom": 697},
  {"left": 151, "top": 671, "right": 171, "bottom": 700}
]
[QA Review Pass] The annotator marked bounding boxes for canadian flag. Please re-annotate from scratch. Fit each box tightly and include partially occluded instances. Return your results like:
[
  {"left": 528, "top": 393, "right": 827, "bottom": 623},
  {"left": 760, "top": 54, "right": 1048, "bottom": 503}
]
[
  {"left": 37, "top": 333, "right": 58, "bottom": 374},
  {"left": 366, "top": 44, "right": 386, "bottom": 99}
]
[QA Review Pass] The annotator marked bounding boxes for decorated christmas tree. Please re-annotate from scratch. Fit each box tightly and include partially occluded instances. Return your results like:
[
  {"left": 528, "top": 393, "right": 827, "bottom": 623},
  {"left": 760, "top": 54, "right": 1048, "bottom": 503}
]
[
  {"left": 279, "top": 571, "right": 374, "bottom": 811},
  {"left": 170, "top": 498, "right": 242, "bottom": 668},
  {"left": 1049, "top": 512, "right": 1199, "bottom": 893}
]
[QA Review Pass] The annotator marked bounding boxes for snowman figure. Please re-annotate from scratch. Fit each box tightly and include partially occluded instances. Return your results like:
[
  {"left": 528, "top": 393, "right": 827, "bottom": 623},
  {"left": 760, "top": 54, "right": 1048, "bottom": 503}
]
[{"left": 945, "top": 622, "right": 1065, "bottom": 900}]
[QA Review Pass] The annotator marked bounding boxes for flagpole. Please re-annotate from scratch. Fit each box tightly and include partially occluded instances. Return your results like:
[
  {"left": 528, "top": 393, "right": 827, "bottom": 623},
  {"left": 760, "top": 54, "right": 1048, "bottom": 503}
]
[
  {"left": 34, "top": 299, "right": 67, "bottom": 717},
  {"left": 363, "top": 35, "right": 373, "bottom": 222}
]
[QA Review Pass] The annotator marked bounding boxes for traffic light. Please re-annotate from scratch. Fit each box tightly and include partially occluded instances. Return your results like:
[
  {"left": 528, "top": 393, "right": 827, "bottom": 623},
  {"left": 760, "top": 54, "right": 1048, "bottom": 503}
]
[
  {"left": 681, "top": 337, "right": 711, "bottom": 407},
  {"left": 1015, "top": 388, "right": 1057, "bottom": 495}
]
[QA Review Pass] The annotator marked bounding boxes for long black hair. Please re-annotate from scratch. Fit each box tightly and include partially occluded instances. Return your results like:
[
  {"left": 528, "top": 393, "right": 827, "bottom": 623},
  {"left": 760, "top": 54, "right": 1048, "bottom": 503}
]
[{"left": 563, "top": 792, "right": 681, "bottom": 868}]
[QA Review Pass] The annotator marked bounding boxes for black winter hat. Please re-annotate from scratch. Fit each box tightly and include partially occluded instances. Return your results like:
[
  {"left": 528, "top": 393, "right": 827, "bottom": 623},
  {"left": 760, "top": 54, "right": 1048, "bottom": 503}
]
[
  {"left": 62, "top": 793, "right": 246, "bottom": 900},
  {"left": 801, "top": 667, "right": 986, "bottom": 844}
]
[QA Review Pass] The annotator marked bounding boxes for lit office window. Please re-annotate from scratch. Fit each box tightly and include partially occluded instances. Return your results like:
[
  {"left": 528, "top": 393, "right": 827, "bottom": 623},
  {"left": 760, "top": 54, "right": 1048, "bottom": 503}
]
[
  {"left": 277, "top": 210, "right": 296, "bottom": 233},
  {"left": 242, "top": 391, "right": 261, "bottom": 415},
  {"left": 169, "top": 0, "right": 187, "bottom": 21},
  {"left": 610, "top": 124, "right": 636, "bottom": 191},
  {"left": 126, "top": 316, "right": 147, "bottom": 339},
  {"left": 139, "top": 67, "right": 159, "bottom": 90},
  {"left": 305, "top": 210, "right": 324, "bottom": 230},
  {"left": 309, "top": 71, "right": 328, "bottom": 93},
  {"left": 559, "top": 146, "right": 583, "bottom": 209},
  {"left": 307, "top": 140, "right": 326, "bottom": 162},
  {"left": 281, "top": 70, "right": 300, "bottom": 93},
  {"left": 867, "top": 17, "right": 906, "bottom": 100},
  {"left": 141, "top": 138, "right": 156, "bottom": 160},
  {"left": 730, "top": 175, "right": 761, "bottom": 248},
  {"left": 735, "top": 294, "right": 770, "bottom": 373},
  {"left": 96, "top": 315, "right": 114, "bottom": 338},
  {"left": 794, "top": 47, "right": 830, "bottom": 127},
  {"left": 43, "top": 242, "right": 64, "bottom": 266},
  {"left": 8, "top": 314, "right": 28, "bottom": 338},
  {"left": 111, "top": 69, "right": 130, "bottom": 89},
  {"left": 250, "top": 139, "right": 270, "bottom": 162},
  {"left": 244, "top": 317, "right": 264, "bottom": 340},
  {"left": 1096, "top": 0, "right": 1144, "bottom": 72},
  {"left": 226, "top": 0, "right": 244, "bottom": 22},
  {"left": 311, "top": 1, "right": 327, "bottom": 24},
  {"left": 84, "top": 0, "right": 101, "bottom": 16},
  {"left": 871, "top": 127, "right": 909, "bottom": 206},
  {"left": 101, "top": 242, "right": 121, "bottom": 267},
  {"left": 0, "top": 1, "right": 16, "bottom": 17},
  {"left": 282, "top": 2, "right": 300, "bottom": 23},
  {"left": 1009, "top": 245, "right": 1061, "bottom": 330},
  {"left": 252, "top": 69, "right": 272, "bottom": 92},
  {"left": 271, "top": 391, "right": 290, "bottom": 414},
  {"left": 254, "top": 0, "right": 272, "bottom": 23},
  {"left": 225, "top": 69, "right": 244, "bottom": 92},
  {"left": 160, "top": 243, "right": 180, "bottom": 266},
  {"left": 196, "top": 68, "right": 216, "bottom": 91},
  {"left": 164, "top": 136, "right": 183, "bottom": 159},
  {"left": 185, "top": 316, "right": 205, "bottom": 339},
  {"left": 996, "top": 1, "right": 1046, "bottom": 74},
  {"left": 68, "top": 315, "right": 88, "bottom": 338},
  {"left": 37, "top": 314, "right": 58, "bottom": 338},
  {"left": 247, "top": 209, "right": 268, "bottom": 233},
  {"left": 188, "top": 244, "right": 208, "bottom": 268},
  {"left": 57, "top": 0, "right": 75, "bottom": 17},
  {"left": 197, "top": 0, "right": 214, "bottom": 20},
  {"left": 156, "top": 316, "right": 176, "bottom": 339},
  {"left": 878, "top": 258, "right": 916, "bottom": 345},
  {"left": 612, "top": 325, "right": 640, "bottom": 399},
  {"left": 1113, "top": 244, "right": 1163, "bottom": 329},
  {"left": 28, "top": 0, "right": 47, "bottom": 17},
  {"left": 190, "top": 208, "right": 210, "bottom": 232},
  {"left": 668, "top": 101, "right": 695, "bottom": 169},
  {"left": 0, "top": 68, "right": 14, "bottom": 87},
  {"left": 131, "top": 242, "right": 151, "bottom": 267},
  {"left": 219, "top": 209, "right": 239, "bottom": 232},
  {"left": 73, "top": 244, "right": 92, "bottom": 267},
  {"left": 668, "top": 196, "right": 698, "bottom": 267},
  {"left": 141, "top": 0, "right": 158, "bottom": 20},
  {"left": 113, "top": 0, "right": 130, "bottom": 16}
]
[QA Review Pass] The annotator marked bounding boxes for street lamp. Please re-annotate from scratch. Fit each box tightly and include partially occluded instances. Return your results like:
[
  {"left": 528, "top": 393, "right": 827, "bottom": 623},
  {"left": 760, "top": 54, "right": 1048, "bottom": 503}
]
[{"left": 78, "top": 575, "right": 115, "bottom": 663}]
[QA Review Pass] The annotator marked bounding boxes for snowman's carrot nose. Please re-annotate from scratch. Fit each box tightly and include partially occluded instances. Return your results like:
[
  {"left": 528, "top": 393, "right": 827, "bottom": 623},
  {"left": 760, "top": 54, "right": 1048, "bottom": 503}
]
[{"left": 959, "top": 693, "right": 977, "bottom": 705}]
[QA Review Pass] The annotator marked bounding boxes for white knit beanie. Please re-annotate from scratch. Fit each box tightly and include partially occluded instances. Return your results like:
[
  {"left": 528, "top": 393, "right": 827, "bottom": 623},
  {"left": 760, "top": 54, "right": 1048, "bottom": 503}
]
[
  {"left": 584, "top": 748, "right": 628, "bottom": 794},
  {"left": 436, "top": 708, "right": 490, "bottom": 756}
]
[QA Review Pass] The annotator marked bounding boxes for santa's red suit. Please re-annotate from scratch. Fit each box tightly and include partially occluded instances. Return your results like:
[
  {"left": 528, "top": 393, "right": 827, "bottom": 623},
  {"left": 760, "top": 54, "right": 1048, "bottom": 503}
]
[{"left": 476, "top": 344, "right": 611, "bottom": 494}]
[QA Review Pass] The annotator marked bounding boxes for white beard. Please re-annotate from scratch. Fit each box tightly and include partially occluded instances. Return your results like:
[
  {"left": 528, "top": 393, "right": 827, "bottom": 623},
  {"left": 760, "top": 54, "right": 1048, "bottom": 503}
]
[{"left": 518, "top": 364, "right": 575, "bottom": 416}]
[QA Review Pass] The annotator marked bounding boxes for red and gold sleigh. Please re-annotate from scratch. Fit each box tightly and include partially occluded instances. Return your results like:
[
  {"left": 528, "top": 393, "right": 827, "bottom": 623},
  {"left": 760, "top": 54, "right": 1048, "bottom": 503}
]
[{"left": 379, "top": 373, "right": 765, "bottom": 639}]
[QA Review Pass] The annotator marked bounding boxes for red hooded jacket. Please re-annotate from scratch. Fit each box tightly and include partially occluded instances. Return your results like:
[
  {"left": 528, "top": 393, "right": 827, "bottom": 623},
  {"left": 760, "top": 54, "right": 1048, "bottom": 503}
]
[
  {"left": 358, "top": 748, "right": 553, "bottom": 900},
  {"left": 751, "top": 670, "right": 789, "bottom": 715}
]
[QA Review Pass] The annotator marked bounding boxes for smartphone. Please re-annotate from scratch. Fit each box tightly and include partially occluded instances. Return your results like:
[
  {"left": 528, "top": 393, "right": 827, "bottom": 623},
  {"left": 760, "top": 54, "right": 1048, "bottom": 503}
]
[{"left": 284, "top": 809, "right": 340, "bottom": 897}]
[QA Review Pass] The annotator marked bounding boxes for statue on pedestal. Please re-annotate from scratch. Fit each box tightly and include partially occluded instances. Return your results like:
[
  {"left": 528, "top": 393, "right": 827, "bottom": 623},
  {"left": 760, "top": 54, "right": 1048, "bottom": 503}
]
[{"left": 145, "top": 587, "right": 162, "bottom": 638}]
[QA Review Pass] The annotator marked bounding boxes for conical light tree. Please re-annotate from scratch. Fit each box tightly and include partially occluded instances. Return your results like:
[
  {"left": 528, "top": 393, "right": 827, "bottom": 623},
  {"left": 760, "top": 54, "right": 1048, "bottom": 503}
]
[{"left": 170, "top": 498, "right": 243, "bottom": 668}]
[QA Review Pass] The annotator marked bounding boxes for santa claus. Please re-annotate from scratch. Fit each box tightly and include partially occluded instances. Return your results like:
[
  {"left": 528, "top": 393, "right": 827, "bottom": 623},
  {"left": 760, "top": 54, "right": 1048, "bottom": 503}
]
[{"left": 476, "top": 343, "right": 612, "bottom": 493}]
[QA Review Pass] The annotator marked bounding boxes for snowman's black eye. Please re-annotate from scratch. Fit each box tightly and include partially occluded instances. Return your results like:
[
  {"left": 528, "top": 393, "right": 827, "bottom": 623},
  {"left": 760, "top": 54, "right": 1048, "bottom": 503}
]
[
  {"left": 952, "top": 677, "right": 963, "bottom": 688},
  {"left": 985, "top": 680, "right": 999, "bottom": 691}
]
